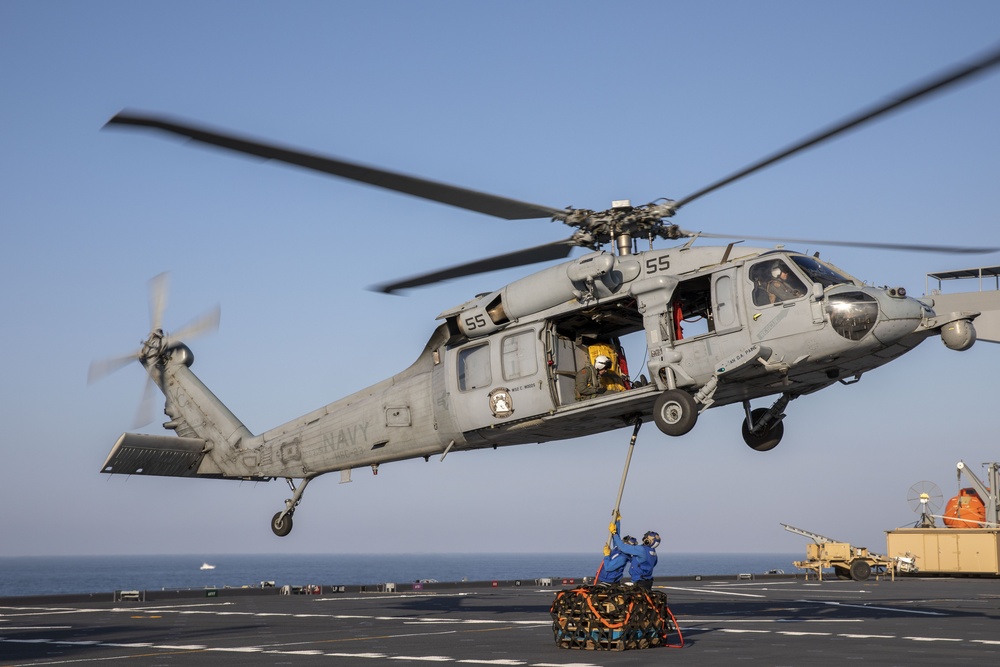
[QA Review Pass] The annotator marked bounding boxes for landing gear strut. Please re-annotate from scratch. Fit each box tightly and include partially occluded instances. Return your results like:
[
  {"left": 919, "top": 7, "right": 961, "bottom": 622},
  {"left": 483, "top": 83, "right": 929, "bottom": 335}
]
[
  {"left": 741, "top": 394, "right": 793, "bottom": 452},
  {"left": 271, "top": 477, "right": 313, "bottom": 537}
]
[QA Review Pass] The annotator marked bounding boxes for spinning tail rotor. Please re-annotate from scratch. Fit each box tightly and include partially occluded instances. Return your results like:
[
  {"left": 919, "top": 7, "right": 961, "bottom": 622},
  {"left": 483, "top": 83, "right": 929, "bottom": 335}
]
[{"left": 88, "top": 272, "right": 220, "bottom": 426}]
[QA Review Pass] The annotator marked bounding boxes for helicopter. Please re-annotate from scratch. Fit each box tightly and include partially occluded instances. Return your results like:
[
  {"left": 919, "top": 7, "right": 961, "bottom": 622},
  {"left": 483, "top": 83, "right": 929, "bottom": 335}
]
[{"left": 93, "top": 44, "right": 1000, "bottom": 537}]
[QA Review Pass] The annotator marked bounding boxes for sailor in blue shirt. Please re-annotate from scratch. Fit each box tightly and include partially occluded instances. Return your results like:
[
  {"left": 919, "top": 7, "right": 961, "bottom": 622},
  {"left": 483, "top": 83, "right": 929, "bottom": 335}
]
[
  {"left": 597, "top": 534, "right": 631, "bottom": 585},
  {"left": 611, "top": 518, "right": 660, "bottom": 589}
]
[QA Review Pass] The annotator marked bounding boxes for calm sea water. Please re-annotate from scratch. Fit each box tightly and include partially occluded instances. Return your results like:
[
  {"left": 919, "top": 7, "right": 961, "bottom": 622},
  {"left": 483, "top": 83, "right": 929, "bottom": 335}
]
[{"left": 0, "top": 553, "right": 798, "bottom": 597}]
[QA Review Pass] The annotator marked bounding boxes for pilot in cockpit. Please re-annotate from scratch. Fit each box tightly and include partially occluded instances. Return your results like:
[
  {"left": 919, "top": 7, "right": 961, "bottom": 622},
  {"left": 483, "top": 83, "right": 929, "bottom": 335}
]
[{"left": 766, "top": 261, "right": 805, "bottom": 304}]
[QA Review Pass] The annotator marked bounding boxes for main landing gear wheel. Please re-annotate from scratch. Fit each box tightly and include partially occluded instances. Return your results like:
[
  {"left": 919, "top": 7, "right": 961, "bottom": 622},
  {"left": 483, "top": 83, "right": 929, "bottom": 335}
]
[
  {"left": 742, "top": 408, "right": 784, "bottom": 452},
  {"left": 653, "top": 389, "right": 698, "bottom": 436},
  {"left": 271, "top": 512, "right": 293, "bottom": 537}
]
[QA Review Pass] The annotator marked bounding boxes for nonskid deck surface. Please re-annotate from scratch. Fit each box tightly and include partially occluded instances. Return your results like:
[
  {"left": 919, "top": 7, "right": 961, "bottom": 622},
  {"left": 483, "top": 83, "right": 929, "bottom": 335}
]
[{"left": 2, "top": 577, "right": 999, "bottom": 665}]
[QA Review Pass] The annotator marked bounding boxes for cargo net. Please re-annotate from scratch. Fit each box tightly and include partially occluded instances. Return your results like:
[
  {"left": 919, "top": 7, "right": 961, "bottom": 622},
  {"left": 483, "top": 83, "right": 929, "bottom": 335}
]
[{"left": 550, "top": 584, "right": 683, "bottom": 650}]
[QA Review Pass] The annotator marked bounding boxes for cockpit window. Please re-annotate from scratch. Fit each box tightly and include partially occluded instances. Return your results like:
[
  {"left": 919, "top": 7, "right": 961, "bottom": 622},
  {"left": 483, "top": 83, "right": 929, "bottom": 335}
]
[
  {"left": 750, "top": 259, "right": 807, "bottom": 306},
  {"left": 790, "top": 255, "right": 854, "bottom": 288}
]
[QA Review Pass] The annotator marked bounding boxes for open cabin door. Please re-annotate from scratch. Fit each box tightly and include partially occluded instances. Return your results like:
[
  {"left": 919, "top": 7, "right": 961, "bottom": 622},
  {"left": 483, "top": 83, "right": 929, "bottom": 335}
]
[
  {"left": 665, "top": 266, "right": 750, "bottom": 386},
  {"left": 444, "top": 325, "right": 553, "bottom": 433}
]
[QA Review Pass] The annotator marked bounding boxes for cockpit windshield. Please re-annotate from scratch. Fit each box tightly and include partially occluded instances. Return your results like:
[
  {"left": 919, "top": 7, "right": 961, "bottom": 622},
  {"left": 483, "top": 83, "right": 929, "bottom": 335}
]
[{"left": 789, "top": 255, "right": 855, "bottom": 288}]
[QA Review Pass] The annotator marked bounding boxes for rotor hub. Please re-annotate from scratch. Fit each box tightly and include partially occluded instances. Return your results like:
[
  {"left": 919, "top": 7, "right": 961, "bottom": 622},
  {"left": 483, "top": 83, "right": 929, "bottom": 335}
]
[
  {"left": 139, "top": 329, "right": 167, "bottom": 365},
  {"left": 561, "top": 200, "right": 683, "bottom": 249}
]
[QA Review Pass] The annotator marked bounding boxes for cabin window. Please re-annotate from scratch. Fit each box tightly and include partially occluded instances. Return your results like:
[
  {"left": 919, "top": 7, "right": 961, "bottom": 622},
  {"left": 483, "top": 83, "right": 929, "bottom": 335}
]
[
  {"left": 501, "top": 330, "right": 537, "bottom": 381},
  {"left": 715, "top": 275, "right": 736, "bottom": 328},
  {"left": 672, "top": 275, "right": 714, "bottom": 339},
  {"left": 457, "top": 343, "right": 492, "bottom": 391}
]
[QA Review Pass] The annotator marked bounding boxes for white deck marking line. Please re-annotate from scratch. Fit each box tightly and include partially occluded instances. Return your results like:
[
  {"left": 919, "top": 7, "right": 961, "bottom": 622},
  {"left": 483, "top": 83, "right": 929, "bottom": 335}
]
[
  {"left": 972, "top": 639, "right": 1000, "bottom": 645},
  {"left": 705, "top": 581, "right": 799, "bottom": 587},
  {"left": 106, "top": 603, "right": 234, "bottom": 614},
  {"left": 660, "top": 586, "right": 765, "bottom": 598},
  {"left": 252, "top": 629, "right": 458, "bottom": 651},
  {"left": 839, "top": 634, "right": 895, "bottom": 639},
  {"left": 682, "top": 618, "right": 862, "bottom": 623},
  {"left": 100, "top": 642, "right": 153, "bottom": 647},
  {"left": 1, "top": 609, "right": 98, "bottom": 618},
  {"left": 113, "top": 603, "right": 551, "bottom": 628},
  {"left": 405, "top": 618, "right": 547, "bottom": 626},
  {"left": 778, "top": 631, "right": 831, "bottom": 636},
  {"left": 314, "top": 592, "right": 477, "bottom": 603},
  {"left": 903, "top": 636, "right": 964, "bottom": 642},
  {"left": 719, "top": 628, "right": 771, "bottom": 634},
  {"left": 798, "top": 600, "right": 947, "bottom": 616}
]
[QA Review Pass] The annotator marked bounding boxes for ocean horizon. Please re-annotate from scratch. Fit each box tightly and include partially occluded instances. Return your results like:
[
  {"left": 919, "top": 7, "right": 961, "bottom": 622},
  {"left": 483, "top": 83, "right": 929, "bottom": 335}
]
[{"left": 0, "top": 552, "right": 800, "bottom": 598}]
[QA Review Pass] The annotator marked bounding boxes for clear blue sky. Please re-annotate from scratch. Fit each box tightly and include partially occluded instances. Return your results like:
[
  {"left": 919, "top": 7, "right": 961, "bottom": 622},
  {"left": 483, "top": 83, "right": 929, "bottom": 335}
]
[{"left": 2, "top": 1, "right": 999, "bottom": 558}]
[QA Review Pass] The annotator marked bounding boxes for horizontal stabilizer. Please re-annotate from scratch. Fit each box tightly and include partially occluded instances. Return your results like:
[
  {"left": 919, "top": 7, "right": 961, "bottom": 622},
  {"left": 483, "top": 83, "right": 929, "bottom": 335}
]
[{"left": 101, "top": 433, "right": 207, "bottom": 477}]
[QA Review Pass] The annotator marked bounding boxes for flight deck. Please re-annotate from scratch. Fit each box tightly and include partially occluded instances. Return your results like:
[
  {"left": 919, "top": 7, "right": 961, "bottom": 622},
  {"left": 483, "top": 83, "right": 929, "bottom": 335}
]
[{"left": 2, "top": 576, "right": 999, "bottom": 665}]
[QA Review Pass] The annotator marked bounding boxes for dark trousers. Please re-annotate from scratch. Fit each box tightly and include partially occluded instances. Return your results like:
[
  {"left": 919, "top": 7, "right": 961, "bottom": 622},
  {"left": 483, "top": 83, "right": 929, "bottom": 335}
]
[{"left": 634, "top": 578, "right": 653, "bottom": 590}]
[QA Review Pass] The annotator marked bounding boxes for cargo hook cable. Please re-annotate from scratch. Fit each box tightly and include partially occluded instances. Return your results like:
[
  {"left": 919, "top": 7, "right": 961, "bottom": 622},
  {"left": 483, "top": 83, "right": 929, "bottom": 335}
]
[{"left": 595, "top": 416, "right": 643, "bottom": 582}]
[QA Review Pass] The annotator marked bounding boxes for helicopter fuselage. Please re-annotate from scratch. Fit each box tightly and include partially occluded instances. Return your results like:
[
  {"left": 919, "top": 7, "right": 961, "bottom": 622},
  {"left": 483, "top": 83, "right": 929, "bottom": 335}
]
[{"left": 103, "top": 243, "right": 978, "bottom": 521}]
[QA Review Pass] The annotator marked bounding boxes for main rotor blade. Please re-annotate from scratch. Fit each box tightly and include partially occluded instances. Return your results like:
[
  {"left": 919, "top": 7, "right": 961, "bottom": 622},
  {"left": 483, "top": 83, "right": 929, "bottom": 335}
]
[
  {"left": 692, "top": 230, "right": 1000, "bottom": 254},
  {"left": 106, "top": 112, "right": 569, "bottom": 221},
  {"left": 672, "top": 43, "right": 1000, "bottom": 212},
  {"left": 373, "top": 237, "right": 578, "bottom": 294}
]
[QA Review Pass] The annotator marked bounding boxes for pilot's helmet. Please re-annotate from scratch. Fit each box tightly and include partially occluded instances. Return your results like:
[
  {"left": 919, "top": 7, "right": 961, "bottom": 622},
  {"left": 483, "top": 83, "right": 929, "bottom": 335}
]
[
  {"left": 594, "top": 355, "right": 611, "bottom": 370},
  {"left": 643, "top": 531, "right": 661, "bottom": 549},
  {"left": 770, "top": 263, "right": 784, "bottom": 278}
]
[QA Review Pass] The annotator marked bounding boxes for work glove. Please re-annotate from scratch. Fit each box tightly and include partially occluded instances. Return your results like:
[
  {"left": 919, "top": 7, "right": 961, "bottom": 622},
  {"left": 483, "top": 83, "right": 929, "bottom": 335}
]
[
  {"left": 603, "top": 545, "right": 611, "bottom": 557},
  {"left": 608, "top": 521, "right": 617, "bottom": 535}
]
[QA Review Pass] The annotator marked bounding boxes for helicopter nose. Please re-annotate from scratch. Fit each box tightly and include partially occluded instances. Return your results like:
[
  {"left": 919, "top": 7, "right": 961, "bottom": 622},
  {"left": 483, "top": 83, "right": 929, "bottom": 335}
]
[{"left": 871, "top": 290, "right": 926, "bottom": 345}]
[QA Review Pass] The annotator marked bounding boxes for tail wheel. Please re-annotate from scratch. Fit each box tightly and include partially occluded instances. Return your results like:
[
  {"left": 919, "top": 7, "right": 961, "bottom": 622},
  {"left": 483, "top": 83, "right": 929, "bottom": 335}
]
[
  {"left": 271, "top": 512, "right": 293, "bottom": 537},
  {"left": 742, "top": 408, "right": 784, "bottom": 452},
  {"left": 653, "top": 389, "right": 698, "bottom": 436}
]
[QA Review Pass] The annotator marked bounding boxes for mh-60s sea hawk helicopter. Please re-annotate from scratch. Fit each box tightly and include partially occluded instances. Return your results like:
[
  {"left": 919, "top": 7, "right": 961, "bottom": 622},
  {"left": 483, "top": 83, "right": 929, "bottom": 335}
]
[{"left": 93, "top": 45, "right": 1000, "bottom": 536}]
